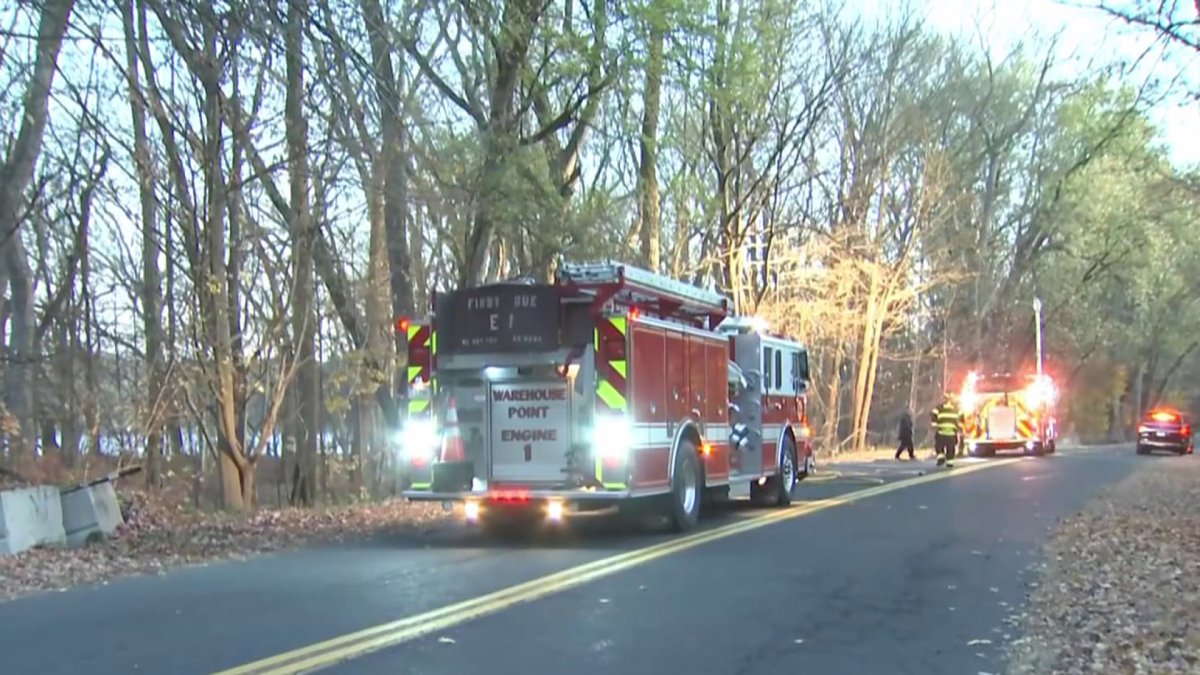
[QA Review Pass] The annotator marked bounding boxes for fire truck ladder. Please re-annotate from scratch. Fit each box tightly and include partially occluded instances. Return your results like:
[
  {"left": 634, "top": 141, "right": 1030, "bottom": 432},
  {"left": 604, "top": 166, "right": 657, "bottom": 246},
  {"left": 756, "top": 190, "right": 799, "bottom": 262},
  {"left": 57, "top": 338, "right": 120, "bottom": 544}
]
[{"left": 556, "top": 261, "right": 730, "bottom": 328}]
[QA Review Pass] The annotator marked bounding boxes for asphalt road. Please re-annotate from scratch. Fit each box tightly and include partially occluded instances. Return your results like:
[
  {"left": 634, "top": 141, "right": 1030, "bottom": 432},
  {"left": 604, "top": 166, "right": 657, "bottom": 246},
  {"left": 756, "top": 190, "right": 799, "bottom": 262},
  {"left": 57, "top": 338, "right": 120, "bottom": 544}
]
[{"left": 0, "top": 445, "right": 1139, "bottom": 675}]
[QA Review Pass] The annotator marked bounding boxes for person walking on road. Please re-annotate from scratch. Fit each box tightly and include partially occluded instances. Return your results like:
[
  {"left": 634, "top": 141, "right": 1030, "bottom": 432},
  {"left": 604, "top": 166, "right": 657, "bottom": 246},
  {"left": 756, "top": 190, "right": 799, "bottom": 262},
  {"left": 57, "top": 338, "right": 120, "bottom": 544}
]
[
  {"left": 930, "top": 395, "right": 963, "bottom": 467},
  {"left": 895, "top": 409, "right": 915, "bottom": 460}
]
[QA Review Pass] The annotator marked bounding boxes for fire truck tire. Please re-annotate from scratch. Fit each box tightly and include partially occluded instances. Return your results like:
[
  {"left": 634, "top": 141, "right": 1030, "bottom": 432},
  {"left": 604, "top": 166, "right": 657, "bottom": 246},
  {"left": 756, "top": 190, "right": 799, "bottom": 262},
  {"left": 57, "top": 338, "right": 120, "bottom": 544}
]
[
  {"left": 751, "top": 438, "right": 797, "bottom": 507},
  {"left": 775, "top": 438, "right": 798, "bottom": 506},
  {"left": 666, "top": 440, "right": 702, "bottom": 532}
]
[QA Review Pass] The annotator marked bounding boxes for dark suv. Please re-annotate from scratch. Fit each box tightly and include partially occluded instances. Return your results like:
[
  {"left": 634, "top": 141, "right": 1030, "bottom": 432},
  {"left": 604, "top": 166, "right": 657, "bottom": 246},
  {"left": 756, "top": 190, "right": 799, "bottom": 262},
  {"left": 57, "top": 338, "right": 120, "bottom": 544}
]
[{"left": 1136, "top": 409, "right": 1194, "bottom": 455}]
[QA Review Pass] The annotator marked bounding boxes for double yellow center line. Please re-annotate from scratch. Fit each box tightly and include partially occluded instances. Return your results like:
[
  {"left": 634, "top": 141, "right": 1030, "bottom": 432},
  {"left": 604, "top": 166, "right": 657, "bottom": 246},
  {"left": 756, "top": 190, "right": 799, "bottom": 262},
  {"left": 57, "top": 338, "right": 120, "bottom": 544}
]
[{"left": 216, "top": 458, "right": 1019, "bottom": 675}]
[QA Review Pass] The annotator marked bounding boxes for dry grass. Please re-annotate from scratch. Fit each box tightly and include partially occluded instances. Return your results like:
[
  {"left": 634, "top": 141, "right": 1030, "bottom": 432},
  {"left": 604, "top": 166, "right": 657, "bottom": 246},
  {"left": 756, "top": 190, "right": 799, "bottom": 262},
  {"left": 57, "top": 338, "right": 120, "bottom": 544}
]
[{"left": 1008, "top": 457, "right": 1200, "bottom": 674}]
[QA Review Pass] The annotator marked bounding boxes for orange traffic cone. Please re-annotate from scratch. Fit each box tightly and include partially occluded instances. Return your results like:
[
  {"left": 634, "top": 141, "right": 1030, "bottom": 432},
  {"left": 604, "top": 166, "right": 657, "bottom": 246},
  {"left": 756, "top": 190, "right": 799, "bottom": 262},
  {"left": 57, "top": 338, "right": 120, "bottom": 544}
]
[{"left": 440, "top": 397, "right": 466, "bottom": 462}]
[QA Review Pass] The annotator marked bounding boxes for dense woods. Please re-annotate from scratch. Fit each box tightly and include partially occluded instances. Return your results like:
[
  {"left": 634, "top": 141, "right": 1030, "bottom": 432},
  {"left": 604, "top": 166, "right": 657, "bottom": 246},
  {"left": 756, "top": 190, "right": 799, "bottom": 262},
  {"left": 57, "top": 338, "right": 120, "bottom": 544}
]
[{"left": 0, "top": 0, "right": 1197, "bottom": 509}]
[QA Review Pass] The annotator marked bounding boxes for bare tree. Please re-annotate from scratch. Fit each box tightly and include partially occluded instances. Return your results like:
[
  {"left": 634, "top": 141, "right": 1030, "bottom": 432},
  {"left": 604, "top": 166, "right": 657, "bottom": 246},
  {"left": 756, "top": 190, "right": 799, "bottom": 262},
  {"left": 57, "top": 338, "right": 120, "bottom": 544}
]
[
  {"left": 120, "top": 0, "right": 165, "bottom": 487},
  {"left": 1099, "top": 0, "right": 1200, "bottom": 52},
  {"left": 0, "top": 0, "right": 76, "bottom": 461},
  {"left": 284, "top": 0, "right": 320, "bottom": 505}
]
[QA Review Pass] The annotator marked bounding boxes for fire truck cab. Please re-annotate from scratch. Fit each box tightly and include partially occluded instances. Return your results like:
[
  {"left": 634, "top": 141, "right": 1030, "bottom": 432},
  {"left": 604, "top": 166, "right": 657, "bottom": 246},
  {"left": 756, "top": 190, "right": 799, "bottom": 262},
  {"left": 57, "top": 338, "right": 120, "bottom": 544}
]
[
  {"left": 718, "top": 318, "right": 814, "bottom": 504},
  {"left": 960, "top": 371, "right": 1058, "bottom": 457},
  {"left": 397, "top": 262, "right": 812, "bottom": 532}
]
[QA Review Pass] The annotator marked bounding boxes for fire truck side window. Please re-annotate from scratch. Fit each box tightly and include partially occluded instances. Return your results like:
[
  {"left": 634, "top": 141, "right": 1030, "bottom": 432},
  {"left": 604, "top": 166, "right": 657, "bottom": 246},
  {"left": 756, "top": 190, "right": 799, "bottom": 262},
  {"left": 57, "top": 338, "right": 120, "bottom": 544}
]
[
  {"left": 762, "top": 347, "right": 773, "bottom": 393},
  {"left": 775, "top": 350, "right": 783, "bottom": 391}
]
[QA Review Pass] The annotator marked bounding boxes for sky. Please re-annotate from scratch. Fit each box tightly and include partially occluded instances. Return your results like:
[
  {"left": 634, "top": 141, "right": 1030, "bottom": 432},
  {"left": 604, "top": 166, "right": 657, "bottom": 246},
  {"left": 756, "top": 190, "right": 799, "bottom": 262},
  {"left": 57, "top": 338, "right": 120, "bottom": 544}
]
[{"left": 842, "top": 0, "right": 1200, "bottom": 167}]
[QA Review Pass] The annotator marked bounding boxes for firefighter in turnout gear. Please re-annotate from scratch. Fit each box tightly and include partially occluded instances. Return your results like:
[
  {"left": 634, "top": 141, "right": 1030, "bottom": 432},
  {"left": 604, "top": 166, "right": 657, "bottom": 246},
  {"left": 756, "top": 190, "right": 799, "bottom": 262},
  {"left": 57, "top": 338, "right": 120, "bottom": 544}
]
[{"left": 931, "top": 396, "right": 964, "bottom": 467}]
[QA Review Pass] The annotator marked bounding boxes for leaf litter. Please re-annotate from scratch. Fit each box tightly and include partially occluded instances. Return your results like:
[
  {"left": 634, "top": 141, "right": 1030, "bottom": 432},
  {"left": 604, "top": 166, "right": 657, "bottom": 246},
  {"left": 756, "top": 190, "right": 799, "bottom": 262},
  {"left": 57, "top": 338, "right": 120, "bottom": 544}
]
[
  {"left": 1007, "top": 457, "right": 1200, "bottom": 674},
  {"left": 0, "top": 488, "right": 452, "bottom": 603}
]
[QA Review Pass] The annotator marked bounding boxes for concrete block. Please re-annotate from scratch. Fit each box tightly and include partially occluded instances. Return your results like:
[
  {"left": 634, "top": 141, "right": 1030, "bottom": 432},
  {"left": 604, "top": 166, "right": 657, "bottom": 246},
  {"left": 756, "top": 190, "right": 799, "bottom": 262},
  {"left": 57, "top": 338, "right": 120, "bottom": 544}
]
[
  {"left": 0, "top": 486, "right": 67, "bottom": 556},
  {"left": 60, "top": 481, "right": 124, "bottom": 548}
]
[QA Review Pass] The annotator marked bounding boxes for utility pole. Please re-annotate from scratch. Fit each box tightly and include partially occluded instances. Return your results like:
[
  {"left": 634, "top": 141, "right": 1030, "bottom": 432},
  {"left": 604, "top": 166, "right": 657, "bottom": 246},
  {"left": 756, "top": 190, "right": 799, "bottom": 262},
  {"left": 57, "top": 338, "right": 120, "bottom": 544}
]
[{"left": 1033, "top": 297, "right": 1043, "bottom": 376}]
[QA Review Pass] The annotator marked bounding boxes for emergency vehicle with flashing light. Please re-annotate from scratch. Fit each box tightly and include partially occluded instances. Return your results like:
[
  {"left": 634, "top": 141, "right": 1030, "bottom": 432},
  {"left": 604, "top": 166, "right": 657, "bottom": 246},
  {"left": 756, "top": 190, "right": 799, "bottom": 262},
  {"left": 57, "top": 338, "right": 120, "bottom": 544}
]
[
  {"left": 395, "top": 261, "right": 813, "bottom": 532},
  {"left": 1136, "top": 408, "right": 1194, "bottom": 456},
  {"left": 959, "top": 371, "right": 1058, "bottom": 457}
]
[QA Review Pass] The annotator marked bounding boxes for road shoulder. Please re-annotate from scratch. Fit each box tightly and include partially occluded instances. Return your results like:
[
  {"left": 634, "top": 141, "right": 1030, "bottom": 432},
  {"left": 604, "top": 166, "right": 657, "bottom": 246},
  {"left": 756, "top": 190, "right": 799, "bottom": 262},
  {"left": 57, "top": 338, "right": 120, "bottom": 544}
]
[{"left": 1007, "top": 453, "right": 1200, "bottom": 674}]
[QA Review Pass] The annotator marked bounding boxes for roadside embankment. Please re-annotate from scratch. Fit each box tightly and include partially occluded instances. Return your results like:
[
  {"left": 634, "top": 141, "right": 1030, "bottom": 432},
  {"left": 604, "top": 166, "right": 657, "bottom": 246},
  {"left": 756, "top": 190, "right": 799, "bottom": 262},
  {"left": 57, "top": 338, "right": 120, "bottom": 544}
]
[{"left": 0, "top": 490, "right": 450, "bottom": 603}]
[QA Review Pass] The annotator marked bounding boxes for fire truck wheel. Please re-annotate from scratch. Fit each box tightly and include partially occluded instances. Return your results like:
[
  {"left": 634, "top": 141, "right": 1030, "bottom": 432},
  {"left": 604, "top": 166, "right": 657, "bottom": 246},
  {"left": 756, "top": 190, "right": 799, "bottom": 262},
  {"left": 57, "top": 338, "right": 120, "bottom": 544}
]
[
  {"left": 667, "top": 440, "right": 702, "bottom": 532},
  {"left": 751, "top": 438, "right": 797, "bottom": 507},
  {"left": 774, "top": 439, "right": 798, "bottom": 506}
]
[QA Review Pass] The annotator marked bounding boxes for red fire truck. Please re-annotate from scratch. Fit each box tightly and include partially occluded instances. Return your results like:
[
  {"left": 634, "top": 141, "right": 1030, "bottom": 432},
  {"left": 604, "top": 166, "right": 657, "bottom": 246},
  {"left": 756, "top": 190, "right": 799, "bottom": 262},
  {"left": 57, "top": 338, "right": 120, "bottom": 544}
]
[{"left": 397, "top": 262, "right": 813, "bottom": 532}]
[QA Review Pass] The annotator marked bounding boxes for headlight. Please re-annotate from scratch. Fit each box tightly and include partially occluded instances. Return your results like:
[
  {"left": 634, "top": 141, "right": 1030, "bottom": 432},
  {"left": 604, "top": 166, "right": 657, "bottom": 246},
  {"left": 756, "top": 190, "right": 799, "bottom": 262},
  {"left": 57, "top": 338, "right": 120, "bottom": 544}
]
[
  {"left": 593, "top": 415, "right": 633, "bottom": 462},
  {"left": 399, "top": 419, "right": 439, "bottom": 462}
]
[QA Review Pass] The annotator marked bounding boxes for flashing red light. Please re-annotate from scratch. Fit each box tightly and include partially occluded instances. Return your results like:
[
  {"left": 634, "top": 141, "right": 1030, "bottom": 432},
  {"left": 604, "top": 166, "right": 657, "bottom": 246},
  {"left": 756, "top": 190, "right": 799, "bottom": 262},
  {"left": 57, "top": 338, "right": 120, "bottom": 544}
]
[
  {"left": 396, "top": 316, "right": 411, "bottom": 334},
  {"left": 629, "top": 307, "right": 641, "bottom": 319},
  {"left": 488, "top": 489, "right": 531, "bottom": 503}
]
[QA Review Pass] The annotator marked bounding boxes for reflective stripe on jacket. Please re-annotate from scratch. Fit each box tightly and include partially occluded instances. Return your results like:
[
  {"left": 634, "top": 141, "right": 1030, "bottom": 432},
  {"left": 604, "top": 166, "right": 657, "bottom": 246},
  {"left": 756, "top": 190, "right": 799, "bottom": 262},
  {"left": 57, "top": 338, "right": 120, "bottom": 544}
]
[{"left": 932, "top": 404, "right": 961, "bottom": 437}]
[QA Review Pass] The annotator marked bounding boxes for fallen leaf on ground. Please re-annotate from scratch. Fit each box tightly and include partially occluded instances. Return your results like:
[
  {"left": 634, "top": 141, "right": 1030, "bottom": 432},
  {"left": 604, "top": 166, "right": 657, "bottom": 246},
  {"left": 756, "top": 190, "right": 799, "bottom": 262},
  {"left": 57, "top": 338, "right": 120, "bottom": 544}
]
[
  {"left": 1006, "top": 458, "right": 1200, "bottom": 674},
  {"left": 0, "top": 489, "right": 453, "bottom": 602}
]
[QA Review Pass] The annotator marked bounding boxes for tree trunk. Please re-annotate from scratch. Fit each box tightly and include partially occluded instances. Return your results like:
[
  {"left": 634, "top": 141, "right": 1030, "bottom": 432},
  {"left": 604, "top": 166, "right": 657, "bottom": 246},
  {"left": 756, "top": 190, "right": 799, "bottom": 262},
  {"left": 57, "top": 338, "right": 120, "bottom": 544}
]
[
  {"left": 122, "top": 0, "right": 164, "bottom": 487},
  {"left": 908, "top": 332, "right": 921, "bottom": 413},
  {"left": 362, "top": 176, "right": 391, "bottom": 498},
  {"left": 191, "top": 19, "right": 247, "bottom": 511},
  {"left": 637, "top": 15, "right": 665, "bottom": 272},
  {"left": 1132, "top": 359, "right": 1146, "bottom": 423},
  {"left": 1108, "top": 387, "right": 1123, "bottom": 443},
  {"left": 218, "top": 448, "right": 246, "bottom": 512},
  {"left": 57, "top": 318, "right": 81, "bottom": 463},
  {"left": 860, "top": 309, "right": 885, "bottom": 452},
  {"left": 0, "top": 0, "right": 76, "bottom": 459},
  {"left": 461, "top": 0, "right": 544, "bottom": 287},
  {"left": 670, "top": 199, "right": 690, "bottom": 279},
  {"left": 851, "top": 269, "right": 879, "bottom": 451},
  {"left": 226, "top": 78, "right": 248, "bottom": 480},
  {"left": 286, "top": 0, "right": 319, "bottom": 506},
  {"left": 359, "top": 0, "right": 414, "bottom": 323},
  {"left": 79, "top": 186, "right": 101, "bottom": 458},
  {"left": 824, "top": 344, "right": 844, "bottom": 453},
  {"left": 240, "top": 459, "right": 256, "bottom": 511}
]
